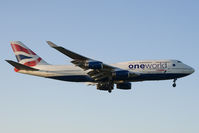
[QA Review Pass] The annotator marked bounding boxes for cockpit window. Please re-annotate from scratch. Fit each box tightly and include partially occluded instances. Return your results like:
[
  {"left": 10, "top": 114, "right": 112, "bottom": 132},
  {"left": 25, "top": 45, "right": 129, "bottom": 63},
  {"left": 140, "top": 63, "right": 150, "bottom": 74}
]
[
  {"left": 177, "top": 61, "right": 182, "bottom": 63},
  {"left": 173, "top": 64, "right": 176, "bottom": 67}
]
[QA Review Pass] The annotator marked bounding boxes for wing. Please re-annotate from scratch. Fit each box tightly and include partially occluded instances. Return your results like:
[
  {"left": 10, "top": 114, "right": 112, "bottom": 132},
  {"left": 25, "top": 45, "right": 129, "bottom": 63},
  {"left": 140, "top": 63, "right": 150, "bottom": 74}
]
[
  {"left": 46, "top": 41, "right": 89, "bottom": 60},
  {"left": 46, "top": 41, "right": 139, "bottom": 81}
]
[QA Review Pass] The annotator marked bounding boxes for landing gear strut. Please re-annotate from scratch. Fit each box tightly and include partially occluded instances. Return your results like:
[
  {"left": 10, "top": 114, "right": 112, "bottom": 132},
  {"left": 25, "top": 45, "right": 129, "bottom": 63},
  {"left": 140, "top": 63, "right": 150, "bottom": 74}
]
[
  {"left": 108, "top": 83, "right": 114, "bottom": 93},
  {"left": 172, "top": 78, "right": 177, "bottom": 87}
]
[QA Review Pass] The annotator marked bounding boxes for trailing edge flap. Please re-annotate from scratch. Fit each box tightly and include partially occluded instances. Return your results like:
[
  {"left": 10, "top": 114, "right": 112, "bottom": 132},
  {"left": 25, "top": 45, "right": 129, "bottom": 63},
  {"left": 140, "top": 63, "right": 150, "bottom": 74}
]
[{"left": 5, "top": 60, "right": 39, "bottom": 71}]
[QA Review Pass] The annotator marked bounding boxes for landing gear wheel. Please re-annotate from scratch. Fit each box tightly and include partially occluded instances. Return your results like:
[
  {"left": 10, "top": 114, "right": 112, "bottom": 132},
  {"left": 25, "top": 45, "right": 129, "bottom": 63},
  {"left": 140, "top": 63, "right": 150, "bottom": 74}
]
[
  {"left": 172, "top": 78, "right": 177, "bottom": 87},
  {"left": 172, "top": 83, "right": 176, "bottom": 87},
  {"left": 108, "top": 89, "right": 112, "bottom": 93}
]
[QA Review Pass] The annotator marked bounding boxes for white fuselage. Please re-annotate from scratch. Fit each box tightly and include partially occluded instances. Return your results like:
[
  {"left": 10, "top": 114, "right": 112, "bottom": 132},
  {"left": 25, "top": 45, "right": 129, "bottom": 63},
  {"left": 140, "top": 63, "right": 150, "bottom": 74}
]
[{"left": 17, "top": 59, "right": 194, "bottom": 83}]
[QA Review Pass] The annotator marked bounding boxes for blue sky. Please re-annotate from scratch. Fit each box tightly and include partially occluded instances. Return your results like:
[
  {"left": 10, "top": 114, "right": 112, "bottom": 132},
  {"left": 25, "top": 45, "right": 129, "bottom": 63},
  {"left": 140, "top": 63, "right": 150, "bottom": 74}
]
[{"left": 0, "top": 0, "right": 198, "bottom": 133}]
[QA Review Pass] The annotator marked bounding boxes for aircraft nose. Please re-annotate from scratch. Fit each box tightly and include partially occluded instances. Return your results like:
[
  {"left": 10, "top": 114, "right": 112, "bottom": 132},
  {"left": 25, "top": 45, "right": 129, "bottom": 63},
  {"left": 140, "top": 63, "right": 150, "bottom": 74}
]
[
  {"left": 187, "top": 65, "right": 195, "bottom": 74},
  {"left": 190, "top": 67, "right": 195, "bottom": 74},
  {"left": 184, "top": 64, "right": 195, "bottom": 75}
]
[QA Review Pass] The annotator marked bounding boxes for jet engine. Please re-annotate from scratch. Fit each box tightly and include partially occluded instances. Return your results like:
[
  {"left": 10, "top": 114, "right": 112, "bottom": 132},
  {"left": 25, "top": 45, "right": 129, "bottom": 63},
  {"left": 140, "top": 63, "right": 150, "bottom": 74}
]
[
  {"left": 116, "top": 82, "right": 131, "bottom": 90},
  {"left": 85, "top": 61, "right": 103, "bottom": 69}
]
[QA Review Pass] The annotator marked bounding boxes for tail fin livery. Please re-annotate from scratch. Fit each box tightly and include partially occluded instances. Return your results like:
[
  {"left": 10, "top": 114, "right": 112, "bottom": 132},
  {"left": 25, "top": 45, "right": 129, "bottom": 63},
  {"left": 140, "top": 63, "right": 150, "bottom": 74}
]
[{"left": 10, "top": 41, "right": 48, "bottom": 67}]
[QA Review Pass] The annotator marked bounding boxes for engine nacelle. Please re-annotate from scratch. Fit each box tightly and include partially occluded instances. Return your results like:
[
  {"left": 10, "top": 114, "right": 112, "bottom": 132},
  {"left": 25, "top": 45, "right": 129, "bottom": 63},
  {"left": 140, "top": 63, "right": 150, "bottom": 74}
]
[
  {"left": 85, "top": 61, "right": 103, "bottom": 69},
  {"left": 117, "top": 82, "right": 131, "bottom": 90},
  {"left": 112, "top": 70, "right": 130, "bottom": 80}
]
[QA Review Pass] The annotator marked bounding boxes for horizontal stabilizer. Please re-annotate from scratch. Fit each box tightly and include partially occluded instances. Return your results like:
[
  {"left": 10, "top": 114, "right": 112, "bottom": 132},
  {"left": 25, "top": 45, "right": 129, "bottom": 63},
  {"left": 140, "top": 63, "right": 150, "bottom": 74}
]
[{"left": 5, "top": 60, "right": 39, "bottom": 71}]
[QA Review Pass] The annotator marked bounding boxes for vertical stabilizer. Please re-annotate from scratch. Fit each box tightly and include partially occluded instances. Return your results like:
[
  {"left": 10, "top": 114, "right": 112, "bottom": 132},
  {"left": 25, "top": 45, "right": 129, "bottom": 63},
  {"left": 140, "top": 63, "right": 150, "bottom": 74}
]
[{"left": 10, "top": 41, "right": 48, "bottom": 67}]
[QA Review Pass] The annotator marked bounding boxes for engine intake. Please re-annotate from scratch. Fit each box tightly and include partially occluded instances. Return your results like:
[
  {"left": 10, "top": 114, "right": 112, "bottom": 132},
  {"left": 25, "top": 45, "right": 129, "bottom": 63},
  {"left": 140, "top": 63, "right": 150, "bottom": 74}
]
[
  {"left": 117, "top": 82, "right": 131, "bottom": 90},
  {"left": 85, "top": 61, "right": 103, "bottom": 69}
]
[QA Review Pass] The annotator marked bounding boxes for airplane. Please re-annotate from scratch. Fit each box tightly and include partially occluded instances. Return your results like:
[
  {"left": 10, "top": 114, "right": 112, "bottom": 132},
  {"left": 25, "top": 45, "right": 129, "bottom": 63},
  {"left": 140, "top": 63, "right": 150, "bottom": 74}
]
[{"left": 6, "top": 41, "right": 195, "bottom": 93}]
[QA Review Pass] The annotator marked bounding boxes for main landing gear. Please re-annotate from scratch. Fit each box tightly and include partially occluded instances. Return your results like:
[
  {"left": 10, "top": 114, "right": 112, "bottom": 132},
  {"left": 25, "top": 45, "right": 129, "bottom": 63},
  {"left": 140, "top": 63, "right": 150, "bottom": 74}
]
[
  {"left": 108, "top": 83, "right": 114, "bottom": 93},
  {"left": 97, "top": 82, "right": 114, "bottom": 93},
  {"left": 172, "top": 78, "right": 177, "bottom": 87}
]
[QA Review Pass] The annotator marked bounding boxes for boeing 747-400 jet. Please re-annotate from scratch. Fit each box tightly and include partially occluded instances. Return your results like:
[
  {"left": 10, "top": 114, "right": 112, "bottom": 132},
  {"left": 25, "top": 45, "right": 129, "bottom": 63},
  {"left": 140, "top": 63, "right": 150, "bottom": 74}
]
[{"left": 6, "top": 41, "right": 195, "bottom": 93}]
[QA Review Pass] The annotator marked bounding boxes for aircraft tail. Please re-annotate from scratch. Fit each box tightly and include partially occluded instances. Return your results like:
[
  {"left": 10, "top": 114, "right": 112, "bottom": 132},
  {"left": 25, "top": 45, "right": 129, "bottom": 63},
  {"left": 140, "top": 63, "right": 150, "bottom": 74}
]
[
  {"left": 10, "top": 41, "right": 48, "bottom": 67},
  {"left": 6, "top": 60, "right": 39, "bottom": 71}
]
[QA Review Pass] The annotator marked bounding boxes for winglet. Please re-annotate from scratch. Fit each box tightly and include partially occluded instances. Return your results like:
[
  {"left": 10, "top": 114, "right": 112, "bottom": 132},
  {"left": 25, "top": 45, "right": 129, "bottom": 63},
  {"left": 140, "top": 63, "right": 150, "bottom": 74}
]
[
  {"left": 46, "top": 41, "right": 57, "bottom": 48},
  {"left": 6, "top": 60, "right": 39, "bottom": 71}
]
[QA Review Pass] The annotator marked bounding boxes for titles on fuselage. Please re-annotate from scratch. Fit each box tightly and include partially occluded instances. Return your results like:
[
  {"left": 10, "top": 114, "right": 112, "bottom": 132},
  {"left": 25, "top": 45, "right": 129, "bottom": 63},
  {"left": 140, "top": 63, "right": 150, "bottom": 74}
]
[{"left": 129, "top": 62, "right": 168, "bottom": 70}]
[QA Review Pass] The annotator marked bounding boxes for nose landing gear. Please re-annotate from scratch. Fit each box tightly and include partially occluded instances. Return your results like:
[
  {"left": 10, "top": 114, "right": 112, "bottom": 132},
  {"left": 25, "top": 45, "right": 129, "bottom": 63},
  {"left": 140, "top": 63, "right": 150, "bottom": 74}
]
[{"left": 172, "top": 78, "right": 177, "bottom": 87}]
